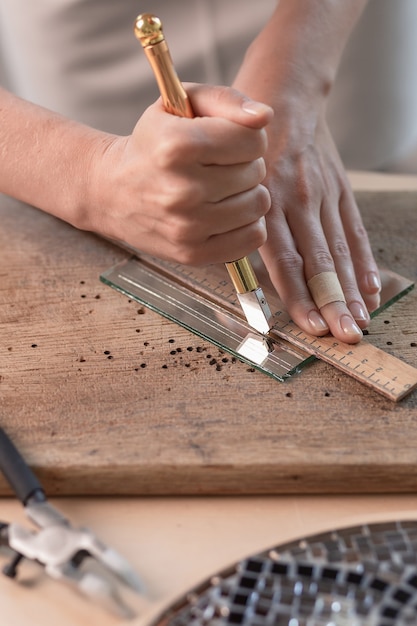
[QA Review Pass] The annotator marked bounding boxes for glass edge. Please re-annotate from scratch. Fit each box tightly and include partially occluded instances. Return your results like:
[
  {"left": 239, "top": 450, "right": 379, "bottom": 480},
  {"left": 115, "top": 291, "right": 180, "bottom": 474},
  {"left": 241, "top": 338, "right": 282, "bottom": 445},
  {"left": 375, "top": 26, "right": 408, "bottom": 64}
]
[{"left": 100, "top": 274, "right": 314, "bottom": 382}]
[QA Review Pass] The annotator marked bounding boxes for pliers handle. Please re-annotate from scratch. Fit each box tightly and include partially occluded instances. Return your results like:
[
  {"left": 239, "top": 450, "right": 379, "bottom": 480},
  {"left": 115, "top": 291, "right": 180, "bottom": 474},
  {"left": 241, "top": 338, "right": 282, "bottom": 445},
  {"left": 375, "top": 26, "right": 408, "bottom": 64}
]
[
  {"left": 0, "top": 427, "right": 142, "bottom": 618},
  {"left": 0, "top": 427, "right": 46, "bottom": 507}
]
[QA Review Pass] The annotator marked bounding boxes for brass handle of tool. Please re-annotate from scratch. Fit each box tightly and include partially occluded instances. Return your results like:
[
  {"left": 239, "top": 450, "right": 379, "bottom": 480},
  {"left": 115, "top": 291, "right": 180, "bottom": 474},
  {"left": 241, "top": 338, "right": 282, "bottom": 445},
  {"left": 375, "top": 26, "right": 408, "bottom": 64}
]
[{"left": 134, "top": 13, "right": 259, "bottom": 294}]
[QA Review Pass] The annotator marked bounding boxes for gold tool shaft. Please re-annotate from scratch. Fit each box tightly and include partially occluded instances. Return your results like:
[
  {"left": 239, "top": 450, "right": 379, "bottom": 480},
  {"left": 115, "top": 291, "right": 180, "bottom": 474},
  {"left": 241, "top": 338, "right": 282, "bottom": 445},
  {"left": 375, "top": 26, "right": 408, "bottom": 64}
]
[{"left": 134, "top": 13, "right": 273, "bottom": 334}]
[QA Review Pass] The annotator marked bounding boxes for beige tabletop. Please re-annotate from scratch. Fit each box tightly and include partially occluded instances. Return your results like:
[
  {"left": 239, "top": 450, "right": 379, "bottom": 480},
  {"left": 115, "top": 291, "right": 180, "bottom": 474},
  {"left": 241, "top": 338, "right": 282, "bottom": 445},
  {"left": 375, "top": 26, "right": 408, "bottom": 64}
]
[{"left": 1, "top": 170, "right": 417, "bottom": 626}]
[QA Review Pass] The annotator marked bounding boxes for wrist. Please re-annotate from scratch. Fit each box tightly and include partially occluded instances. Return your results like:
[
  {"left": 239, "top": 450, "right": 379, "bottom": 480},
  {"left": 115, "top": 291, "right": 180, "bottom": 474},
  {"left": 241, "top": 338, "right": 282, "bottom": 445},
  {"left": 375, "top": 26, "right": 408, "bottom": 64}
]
[
  {"left": 72, "top": 131, "right": 120, "bottom": 234},
  {"left": 234, "top": 0, "right": 367, "bottom": 118}
]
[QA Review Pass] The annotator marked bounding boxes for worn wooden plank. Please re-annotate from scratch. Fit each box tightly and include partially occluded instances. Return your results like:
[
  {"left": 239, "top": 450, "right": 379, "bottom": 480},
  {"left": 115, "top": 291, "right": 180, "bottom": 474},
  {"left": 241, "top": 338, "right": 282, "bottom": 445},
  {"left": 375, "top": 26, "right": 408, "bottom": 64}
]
[{"left": 0, "top": 191, "right": 417, "bottom": 495}]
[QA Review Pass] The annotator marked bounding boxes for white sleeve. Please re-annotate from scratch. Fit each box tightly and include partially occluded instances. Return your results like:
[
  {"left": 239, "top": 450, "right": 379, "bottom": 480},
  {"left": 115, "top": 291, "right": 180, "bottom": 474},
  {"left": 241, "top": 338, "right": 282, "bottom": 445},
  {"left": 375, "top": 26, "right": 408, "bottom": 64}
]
[
  {"left": 327, "top": 0, "right": 417, "bottom": 172},
  {"left": 2, "top": 0, "right": 417, "bottom": 172}
]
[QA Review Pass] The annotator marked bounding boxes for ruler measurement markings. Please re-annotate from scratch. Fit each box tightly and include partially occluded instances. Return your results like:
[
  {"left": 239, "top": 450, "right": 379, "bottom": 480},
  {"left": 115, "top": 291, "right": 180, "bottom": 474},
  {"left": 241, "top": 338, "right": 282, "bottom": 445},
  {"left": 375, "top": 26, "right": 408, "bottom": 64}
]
[
  {"left": 103, "top": 256, "right": 417, "bottom": 401},
  {"left": 276, "top": 315, "right": 417, "bottom": 399},
  {"left": 269, "top": 318, "right": 417, "bottom": 401}
]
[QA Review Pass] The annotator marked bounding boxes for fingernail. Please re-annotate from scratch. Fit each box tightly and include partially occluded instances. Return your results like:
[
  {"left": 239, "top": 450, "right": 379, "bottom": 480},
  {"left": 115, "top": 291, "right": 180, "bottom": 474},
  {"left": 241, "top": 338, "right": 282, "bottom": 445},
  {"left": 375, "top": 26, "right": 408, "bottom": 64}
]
[
  {"left": 367, "top": 271, "right": 381, "bottom": 293},
  {"left": 349, "top": 302, "right": 369, "bottom": 322},
  {"left": 370, "top": 292, "right": 381, "bottom": 312},
  {"left": 307, "top": 310, "right": 329, "bottom": 332},
  {"left": 241, "top": 100, "right": 272, "bottom": 116},
  {"left": 340, "top": 315, "right": 363, "bottom": 337}
]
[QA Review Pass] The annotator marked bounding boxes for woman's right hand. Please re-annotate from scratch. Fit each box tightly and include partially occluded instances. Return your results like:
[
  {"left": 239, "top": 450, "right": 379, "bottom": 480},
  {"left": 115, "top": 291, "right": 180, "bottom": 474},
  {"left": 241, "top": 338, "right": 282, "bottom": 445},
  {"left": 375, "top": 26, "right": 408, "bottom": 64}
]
[{"left": 86, "top": 83, "right": 273, "bottom": 265}]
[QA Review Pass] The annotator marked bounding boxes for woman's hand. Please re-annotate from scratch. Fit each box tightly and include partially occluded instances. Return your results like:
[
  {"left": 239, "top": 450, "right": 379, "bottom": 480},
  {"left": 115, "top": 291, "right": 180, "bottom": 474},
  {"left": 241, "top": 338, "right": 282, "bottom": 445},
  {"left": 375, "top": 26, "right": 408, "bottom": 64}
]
[
  {"left": 231, "top": 0, "right": 378, "bottom": 344},
  {"left": 259, "top": 108, "right": 381, "bottom": 344},
  {"left": 87, "top": 84, "right": 273, "bottom": 265}
]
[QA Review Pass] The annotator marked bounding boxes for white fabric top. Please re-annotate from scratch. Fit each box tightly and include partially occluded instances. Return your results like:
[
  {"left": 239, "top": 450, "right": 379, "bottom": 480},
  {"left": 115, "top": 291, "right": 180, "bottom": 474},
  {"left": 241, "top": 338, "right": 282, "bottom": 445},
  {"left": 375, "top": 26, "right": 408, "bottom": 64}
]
[
  {"left": 0, "top": 0, "right": 275, "bottom": 132},
  {"left": 1, "top": 0, "right": 417, "bottom": 171}
]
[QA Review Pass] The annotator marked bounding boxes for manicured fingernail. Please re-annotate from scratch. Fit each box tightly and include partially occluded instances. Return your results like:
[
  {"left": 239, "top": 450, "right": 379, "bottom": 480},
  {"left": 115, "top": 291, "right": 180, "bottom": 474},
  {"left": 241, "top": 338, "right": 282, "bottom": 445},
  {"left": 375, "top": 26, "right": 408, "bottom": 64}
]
[
  {"left": 241, "top": 100, "right": 272, "bottom": 116},
  {"left": 370, "top": 292, "right": 381, "bottom": 312},
  {"left": 307, "top": 310, "right": 329, "bottom": 332},
  {"left": 340, "top": 315, "right": 363, "bottom": 337},
  {"left": 349, "top": 302, "right": 369, "bottom": 322},
  {"left": 367, "top": 271, "right": 381, "bottom": 293}
]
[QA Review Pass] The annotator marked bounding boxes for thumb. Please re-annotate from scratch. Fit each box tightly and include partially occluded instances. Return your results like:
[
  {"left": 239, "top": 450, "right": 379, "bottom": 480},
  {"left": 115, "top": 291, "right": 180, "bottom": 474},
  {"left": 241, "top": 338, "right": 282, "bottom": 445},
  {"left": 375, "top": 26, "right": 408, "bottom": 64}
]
[{"left": 184, "top": 83, "right": 274, "bottom": 129}]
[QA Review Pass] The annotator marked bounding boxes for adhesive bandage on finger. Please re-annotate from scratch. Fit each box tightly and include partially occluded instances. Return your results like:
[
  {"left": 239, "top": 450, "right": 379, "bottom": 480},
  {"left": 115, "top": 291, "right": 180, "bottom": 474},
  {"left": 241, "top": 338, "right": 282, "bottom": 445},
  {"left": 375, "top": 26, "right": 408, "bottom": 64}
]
[{"left": 307, "top": 271, "right": 346, "bottom": 309}]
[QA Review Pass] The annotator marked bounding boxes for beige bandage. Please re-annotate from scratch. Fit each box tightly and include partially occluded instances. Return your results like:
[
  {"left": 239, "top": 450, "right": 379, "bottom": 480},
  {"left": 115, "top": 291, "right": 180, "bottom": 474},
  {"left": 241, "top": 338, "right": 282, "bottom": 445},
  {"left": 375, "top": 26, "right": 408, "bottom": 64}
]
[{"left": 307, "top": 271, "right": 346, "bottom": 309}]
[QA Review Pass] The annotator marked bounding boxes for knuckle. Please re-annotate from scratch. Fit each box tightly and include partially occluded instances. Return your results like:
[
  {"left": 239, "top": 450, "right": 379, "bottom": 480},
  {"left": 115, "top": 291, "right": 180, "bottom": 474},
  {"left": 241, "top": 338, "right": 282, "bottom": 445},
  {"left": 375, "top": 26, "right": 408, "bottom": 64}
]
[
  {"left": 156, "top": 138, "right": 181, "bottom": 168},
  {"left": 345, "top": 289, "right": 363, "bottom": 305},
  {"left": 163, "top": 178, "right": 202, "bottom": 212},
  {"left": 273, "top": 251, "right": 304, "bottom": 275},
  {"left": 174, "top": 244, "right": 205, "bottom": 266},
  {"left": 352, "top": 221, "right": 371, "bottom": 243},
  {"left": 291, "top": 170, "right": 321, "bottom": 208},
  {"left": 296, "top": 184, "right": 317, "bottom": 209},
  {"left": 309, "top": 249, "right": 334, "bottom": 270},
  {"left": 155, "top": 130, "right": 194, "bottom": 168},
  {"left": 167, "top": 217, "right": 195, "bottom": 247},
  {"left": 242, "top": 184, "right": 271, "bottom": 219},
  {"left": 255, "top": 157, "right": 267, "bottom": 182},
  {"left": 249, "top": 187, "right": 271, "bottom": 220},
  {"left": 259, "top": 127, "right": 269, "bottom": 154},
  {"left": 214, "top": 85, "right": 236, "bottom": 104},
  {"left": 250, "top": 128, "right": 268, "bottom": 158},
  {"left": 230, "top": 220, "right": 268, "bottom": 258},
  {"left": 331, "top": 237, "right": 351, "bottom": 259},
  {"left": 236, "top": 127, "right": 268, "bottom": 161},
  {"left": 249, "top": 219, "right": 268, "bottom": 248},
  {"left": 175, "top": 249, "right": 195, "bottom": 265},
  {"left": 257, "top": 184, "right": 271, "bottom": 214}
]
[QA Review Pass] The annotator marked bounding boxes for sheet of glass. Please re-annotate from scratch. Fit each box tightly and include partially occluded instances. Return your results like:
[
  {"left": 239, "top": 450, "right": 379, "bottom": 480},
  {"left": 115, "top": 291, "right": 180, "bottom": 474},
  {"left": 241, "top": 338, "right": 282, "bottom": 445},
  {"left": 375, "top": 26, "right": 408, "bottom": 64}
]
[
  {"left": 100, "top": 253, "right": 414, "bottom": 383},
  {"left": 101, "top": 258, "right": 313, "bottom": 382}
]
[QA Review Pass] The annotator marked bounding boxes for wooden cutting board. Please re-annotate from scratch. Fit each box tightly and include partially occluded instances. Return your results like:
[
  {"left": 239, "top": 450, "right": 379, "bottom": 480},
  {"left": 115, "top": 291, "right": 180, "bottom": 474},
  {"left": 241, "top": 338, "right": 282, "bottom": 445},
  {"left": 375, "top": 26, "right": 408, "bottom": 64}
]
[{"left": 0, "top": 190, "right": 417, "bottom": 496}]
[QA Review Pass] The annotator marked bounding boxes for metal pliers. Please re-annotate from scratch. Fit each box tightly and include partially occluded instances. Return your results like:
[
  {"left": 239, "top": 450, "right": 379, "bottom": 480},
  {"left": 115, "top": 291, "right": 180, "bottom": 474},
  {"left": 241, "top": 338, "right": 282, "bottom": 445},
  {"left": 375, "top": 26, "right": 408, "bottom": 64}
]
[{"left": 0, "top": 427, "right": 142, "bottom": 618}]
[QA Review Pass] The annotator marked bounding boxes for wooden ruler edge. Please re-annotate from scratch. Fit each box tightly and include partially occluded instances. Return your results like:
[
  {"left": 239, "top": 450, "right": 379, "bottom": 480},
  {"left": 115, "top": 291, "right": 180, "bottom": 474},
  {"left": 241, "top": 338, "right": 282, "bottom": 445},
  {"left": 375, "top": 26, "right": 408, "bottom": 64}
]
[{"left": 271, "top": 318, "right": 417, "bottom": 402}]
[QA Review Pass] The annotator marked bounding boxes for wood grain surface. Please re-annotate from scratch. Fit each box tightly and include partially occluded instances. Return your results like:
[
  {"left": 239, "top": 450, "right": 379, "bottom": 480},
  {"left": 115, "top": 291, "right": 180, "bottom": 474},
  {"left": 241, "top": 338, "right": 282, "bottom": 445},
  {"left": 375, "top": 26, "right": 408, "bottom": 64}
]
[{"left": 1, "top": 191, "right": 417, "bottom": 496}]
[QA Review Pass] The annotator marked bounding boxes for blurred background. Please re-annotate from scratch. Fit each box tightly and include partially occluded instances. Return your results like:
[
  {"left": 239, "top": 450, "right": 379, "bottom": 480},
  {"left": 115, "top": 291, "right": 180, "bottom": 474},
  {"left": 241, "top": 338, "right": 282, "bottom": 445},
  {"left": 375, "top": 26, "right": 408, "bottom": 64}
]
[{"left": 1, "top": 0, "right": 417, "bottom": 173}]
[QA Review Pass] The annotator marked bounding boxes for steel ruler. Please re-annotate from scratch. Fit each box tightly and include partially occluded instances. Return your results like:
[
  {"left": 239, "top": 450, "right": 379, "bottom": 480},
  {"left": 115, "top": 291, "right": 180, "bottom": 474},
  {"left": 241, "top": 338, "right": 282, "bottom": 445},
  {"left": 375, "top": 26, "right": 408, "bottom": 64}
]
[{"left": 101, "top": 252, "right": 417, "bottom": 402}]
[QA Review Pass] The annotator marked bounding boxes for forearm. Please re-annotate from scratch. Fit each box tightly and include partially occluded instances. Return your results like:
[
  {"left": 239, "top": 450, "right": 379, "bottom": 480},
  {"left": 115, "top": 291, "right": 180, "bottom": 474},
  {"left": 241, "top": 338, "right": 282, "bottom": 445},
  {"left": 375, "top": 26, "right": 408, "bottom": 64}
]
[
  {"left": 0, "top": 87, "right": 111, "bottom": 228},
  {"left": 234, "top": 0, "right": 368, "bottom": 114}
]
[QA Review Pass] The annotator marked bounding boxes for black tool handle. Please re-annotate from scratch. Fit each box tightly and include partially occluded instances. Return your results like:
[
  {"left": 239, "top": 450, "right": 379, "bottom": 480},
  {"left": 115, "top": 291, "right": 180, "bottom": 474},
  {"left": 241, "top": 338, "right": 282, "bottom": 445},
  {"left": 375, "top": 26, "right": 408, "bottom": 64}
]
[
  {"left": 0, "top": 522, "right": 10, "bottom": 547},
  {"left": 0, "top": 428, "right": 46, "bottom": 505}
]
